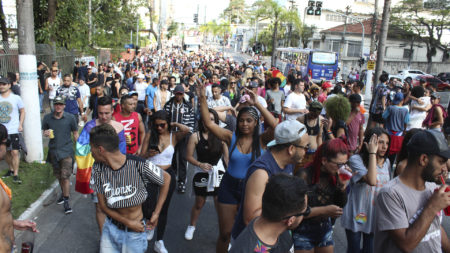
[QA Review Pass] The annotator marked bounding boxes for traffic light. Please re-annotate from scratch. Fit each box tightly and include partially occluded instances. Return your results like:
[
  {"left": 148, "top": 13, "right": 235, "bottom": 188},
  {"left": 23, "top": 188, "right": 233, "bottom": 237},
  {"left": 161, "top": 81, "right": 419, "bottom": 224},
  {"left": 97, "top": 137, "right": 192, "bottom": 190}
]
[
  {"left": 315, "top": 1, "right": 322, "bottom": 16},
  {"left": 307, "top": 1, "right": 315, "bottom": 15},
  {"left": 193, "top": 14, "right": 198, "bottom": 24}
]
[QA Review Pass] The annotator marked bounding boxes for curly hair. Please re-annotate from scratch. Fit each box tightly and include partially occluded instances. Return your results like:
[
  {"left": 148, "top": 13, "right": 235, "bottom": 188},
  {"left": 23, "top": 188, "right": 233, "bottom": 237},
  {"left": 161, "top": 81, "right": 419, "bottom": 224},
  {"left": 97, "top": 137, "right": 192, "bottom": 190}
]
[{"left": 324, "top": 95, "right": 351, "bottom": 122}]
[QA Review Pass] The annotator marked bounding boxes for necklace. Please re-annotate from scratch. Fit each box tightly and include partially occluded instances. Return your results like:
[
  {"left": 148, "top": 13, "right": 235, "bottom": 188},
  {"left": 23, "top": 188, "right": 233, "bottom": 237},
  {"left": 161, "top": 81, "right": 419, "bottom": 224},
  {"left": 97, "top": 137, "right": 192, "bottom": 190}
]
[{"left": 238, "top": 140, "right": 251, "bottom": 154}]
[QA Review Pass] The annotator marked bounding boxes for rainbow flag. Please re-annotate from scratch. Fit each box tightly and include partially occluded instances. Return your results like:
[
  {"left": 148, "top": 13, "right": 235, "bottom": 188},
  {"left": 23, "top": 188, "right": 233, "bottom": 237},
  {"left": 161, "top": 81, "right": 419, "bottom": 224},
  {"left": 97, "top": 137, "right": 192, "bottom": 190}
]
[
  {"left": 272, "top": 69, "right": 287, "bottom": 88},
  {"left": 75, "top": 120, "right": 126, "bottom": 194}
]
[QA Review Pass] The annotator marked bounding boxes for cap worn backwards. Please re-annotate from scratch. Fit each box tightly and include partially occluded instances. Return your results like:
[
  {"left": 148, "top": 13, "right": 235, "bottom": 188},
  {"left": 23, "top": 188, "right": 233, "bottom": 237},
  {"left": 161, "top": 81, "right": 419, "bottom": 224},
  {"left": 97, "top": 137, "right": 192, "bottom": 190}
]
[{"left": 267, "top": 120, "right": 307, "bottom": 147}]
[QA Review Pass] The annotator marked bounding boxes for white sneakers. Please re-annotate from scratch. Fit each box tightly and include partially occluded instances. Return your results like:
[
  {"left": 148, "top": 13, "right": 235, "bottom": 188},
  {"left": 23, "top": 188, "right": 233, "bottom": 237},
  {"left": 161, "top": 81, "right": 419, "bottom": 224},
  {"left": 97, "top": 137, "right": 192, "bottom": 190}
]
[
  {"left": 154, "top": 240, "right": 168, "bottom": 253},
  {"left": 184, "top": 225, "right": 196, "bottom": 240},
  {"left": 146, "top": 229, "right": 154, "bottom": 241}
]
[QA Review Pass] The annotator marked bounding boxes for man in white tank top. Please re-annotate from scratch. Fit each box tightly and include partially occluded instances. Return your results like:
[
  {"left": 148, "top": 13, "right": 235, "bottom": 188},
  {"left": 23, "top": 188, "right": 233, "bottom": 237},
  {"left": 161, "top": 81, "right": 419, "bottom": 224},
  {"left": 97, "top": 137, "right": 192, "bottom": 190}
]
[{"left": 46, "top": 67, "right": 62, "bottom": 111}]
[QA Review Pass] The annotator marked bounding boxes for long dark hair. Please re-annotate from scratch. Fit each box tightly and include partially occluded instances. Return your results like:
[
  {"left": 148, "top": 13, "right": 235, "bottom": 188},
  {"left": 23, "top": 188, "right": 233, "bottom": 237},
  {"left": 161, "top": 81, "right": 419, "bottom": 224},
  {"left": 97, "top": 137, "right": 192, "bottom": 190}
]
[
  {"left": 360, "top": 127, "right": 390, "bottom": 167},
  {"left": 229, "top": 106, "right": 261, "bottom": 162},
  {"left": 395, "top": 128, "right": 420, "bottom": 167},
  {"left": 148, "top": 110, "right": 171, "bottom": 147},
  {"left": 199, "top": 108, "right": 222, "bottom": 155}
]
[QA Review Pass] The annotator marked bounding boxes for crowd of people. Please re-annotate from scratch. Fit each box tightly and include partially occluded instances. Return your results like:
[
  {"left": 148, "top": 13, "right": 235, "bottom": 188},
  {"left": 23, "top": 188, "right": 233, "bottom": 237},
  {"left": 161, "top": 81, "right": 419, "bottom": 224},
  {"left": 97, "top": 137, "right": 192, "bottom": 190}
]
[{"left": 0, "top": 45, "right": 450, "bottom": 253}]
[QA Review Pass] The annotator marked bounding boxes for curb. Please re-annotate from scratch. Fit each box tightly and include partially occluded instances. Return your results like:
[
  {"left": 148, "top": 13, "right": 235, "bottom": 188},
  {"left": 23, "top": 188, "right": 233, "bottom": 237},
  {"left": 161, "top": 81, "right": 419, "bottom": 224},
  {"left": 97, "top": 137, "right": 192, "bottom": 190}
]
[{"left": 14, "top": 180, "right": 59, "bottom": 237}]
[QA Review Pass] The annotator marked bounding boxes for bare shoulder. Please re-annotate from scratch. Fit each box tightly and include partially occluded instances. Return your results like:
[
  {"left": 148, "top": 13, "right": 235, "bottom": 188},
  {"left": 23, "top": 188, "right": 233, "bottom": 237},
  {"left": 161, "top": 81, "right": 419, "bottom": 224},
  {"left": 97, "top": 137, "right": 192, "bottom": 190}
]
[{"left": 109, "top": 120, "right": 124, "bottom": 133}]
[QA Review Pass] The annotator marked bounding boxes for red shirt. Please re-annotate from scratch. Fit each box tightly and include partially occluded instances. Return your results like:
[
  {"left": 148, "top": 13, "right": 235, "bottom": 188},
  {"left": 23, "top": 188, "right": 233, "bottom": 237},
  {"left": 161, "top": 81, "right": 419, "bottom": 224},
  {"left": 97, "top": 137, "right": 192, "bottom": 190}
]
[{"left": 113, "top": 111, "right": 140, "bottom": 154}]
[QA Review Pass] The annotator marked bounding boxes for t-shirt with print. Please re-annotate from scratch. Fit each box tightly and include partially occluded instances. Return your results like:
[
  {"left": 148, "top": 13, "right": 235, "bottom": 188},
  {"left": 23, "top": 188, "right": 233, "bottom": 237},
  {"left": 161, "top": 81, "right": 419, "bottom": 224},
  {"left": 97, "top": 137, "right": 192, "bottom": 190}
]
[
  {"left": 374, "top": 177, "right": 441, "bottom": 253},
  {"left": 341, "top": 155, "right": 390, "bottom": 234},
  {"left": 347, "top": 112, "right": 365, "bottom": 151},
  {"left": 265, "top": 90, "right": 285, "bottom": 114},
  {"left": 207, "top": 96, "right": 231, "bottom": 108},
  {"left": 56, "top": 85, "right": 81, "bottom": 115},
  {"left": 0, "top": 93, "right": 24, "bottom": 134},
  {"left": 370, "top": 83, "right": 388, "bottom": 115},
  {"left": 92, "top": 155, "right": 164, "bottom": 209},
  {"left": 284, "top": 92, "right": 307, "bottom": 120},
  {"left": 229, "top": 218, "right": 293, "bottom": 253}
]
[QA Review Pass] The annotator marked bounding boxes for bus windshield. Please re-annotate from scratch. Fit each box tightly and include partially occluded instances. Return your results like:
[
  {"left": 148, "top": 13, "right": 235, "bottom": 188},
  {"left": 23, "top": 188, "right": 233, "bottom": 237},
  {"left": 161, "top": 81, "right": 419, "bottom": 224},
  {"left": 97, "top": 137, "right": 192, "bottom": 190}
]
[{"left": 311, "top": 52, "right": 337, "bottom": 65}]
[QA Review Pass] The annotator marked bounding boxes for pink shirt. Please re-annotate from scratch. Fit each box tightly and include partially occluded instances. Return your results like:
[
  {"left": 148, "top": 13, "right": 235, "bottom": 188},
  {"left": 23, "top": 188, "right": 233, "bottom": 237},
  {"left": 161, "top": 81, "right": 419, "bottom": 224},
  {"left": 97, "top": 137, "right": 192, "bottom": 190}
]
[
  {"left": 347, "top": 112, "right": 365, "bottom": 151},
  {"left": 318, "top": 93, "right": 327, "bottom": 103}
]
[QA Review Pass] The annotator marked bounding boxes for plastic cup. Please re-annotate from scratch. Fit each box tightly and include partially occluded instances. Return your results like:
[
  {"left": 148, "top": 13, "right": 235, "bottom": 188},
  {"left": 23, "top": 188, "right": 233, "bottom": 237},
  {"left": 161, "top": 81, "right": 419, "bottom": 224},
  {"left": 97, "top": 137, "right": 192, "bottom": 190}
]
[
  {"left": 125, "top": 133, "right": 131, "bottom": 145},
  {"left": 338, "top": 165, "right": 352, "bottom": 181}
]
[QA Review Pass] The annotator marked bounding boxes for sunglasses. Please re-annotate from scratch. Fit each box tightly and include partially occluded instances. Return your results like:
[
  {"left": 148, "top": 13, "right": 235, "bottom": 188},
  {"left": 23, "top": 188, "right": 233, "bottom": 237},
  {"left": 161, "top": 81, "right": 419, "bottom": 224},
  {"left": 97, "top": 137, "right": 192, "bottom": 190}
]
[
  {"left": 292, "top": 142, "right": 310, "bottom": 152},
  {"left": 282, "top": 206, "right": 311, "bottom": 220},
  {"left": 52, "top": 70, "right": 58, "bottom": 72},
  {"left": 155, "top": 123, "right": 167, "bottom": 129}
]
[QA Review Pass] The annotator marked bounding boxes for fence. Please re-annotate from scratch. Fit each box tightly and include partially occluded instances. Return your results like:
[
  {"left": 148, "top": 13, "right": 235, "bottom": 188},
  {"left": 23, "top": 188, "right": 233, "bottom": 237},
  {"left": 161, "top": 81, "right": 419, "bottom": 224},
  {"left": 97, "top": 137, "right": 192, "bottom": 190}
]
[{"left": 0, "top": 42, "right": 75, "bottom": 78}]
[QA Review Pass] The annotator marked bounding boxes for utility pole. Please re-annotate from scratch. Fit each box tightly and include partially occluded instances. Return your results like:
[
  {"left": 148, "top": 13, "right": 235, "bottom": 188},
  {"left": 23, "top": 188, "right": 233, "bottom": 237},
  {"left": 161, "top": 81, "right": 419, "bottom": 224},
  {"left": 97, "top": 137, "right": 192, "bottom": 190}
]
[
  {"left": 136, "top": 16, "right": 139, "bottom": 47},
  {"left": 17, "top": 0, "right": 43, "bottom": 162},
  {"left": 364, "top": 0, "right": 379, "bottom": 101},
  {"left": 287, "top": 0, "right": 295, "bottom": 47},
  {"left": 374, "top": 0, "right": 391, "bottom": 85},
  {"left": 204, "top": 5, "right": 206, "bottom": 24},
  {"left": 339, "top": 6, "right": 351, "bottom": 66}
]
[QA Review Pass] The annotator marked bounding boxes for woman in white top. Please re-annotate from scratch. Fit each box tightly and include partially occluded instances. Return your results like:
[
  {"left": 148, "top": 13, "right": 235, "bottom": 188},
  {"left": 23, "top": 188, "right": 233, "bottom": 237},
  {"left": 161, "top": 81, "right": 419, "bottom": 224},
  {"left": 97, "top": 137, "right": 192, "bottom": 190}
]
[
  {"left": 140, "top": 110, "right": 190, "bottom": 253},
  {"left": 407, "top": 86, "right": 432, "bottom": 130}
]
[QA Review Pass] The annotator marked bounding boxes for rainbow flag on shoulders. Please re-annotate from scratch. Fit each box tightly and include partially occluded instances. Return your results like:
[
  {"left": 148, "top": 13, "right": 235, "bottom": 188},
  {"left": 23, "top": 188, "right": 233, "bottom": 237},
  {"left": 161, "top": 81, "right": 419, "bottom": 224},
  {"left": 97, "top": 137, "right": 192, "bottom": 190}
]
[{"left": 75, "top": 120, "right": 126, "bottom": 194}]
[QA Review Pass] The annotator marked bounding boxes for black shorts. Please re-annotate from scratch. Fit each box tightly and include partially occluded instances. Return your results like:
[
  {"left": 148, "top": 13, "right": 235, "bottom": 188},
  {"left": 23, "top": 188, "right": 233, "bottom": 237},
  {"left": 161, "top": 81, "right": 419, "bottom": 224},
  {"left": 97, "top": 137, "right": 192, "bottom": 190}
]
[
  {"left": 192, "top": 171, "right": 224, "bottom": 196},
  {"left": 7, "top": 134, "right": 20, "bottom": 150},
  {"left": 371, "top": 113, "right": 384, "bottom": 124}
]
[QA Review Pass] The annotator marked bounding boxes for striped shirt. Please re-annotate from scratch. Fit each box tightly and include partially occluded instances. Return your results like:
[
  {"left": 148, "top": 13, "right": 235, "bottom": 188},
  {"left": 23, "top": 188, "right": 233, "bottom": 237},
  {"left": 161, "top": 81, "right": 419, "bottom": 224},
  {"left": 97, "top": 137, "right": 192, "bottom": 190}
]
[
  {"left": 163, "top": 99, "right": 195, "bottom": 132},
  {"left": 92, "top": 154, "right": 164, "bottom": 209}
]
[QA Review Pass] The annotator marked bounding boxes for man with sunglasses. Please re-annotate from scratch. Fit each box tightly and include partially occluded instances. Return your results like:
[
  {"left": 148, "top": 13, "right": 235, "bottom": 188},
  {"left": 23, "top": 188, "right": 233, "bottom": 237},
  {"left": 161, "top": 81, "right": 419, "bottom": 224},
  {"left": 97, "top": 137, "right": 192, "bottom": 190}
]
[
  {"left": 230, "top": 173, "right": 308, "bottom": 252},
  {"left": 231, "top": 120, "right": 309, "bottom": 240}
]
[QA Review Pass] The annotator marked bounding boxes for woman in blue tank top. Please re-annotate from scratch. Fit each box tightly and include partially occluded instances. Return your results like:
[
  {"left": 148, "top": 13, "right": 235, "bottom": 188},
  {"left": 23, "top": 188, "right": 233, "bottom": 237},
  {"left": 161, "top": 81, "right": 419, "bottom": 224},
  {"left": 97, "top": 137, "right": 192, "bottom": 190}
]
[{"left": 197, "top": 85, "right": 278, "bottom": 253}]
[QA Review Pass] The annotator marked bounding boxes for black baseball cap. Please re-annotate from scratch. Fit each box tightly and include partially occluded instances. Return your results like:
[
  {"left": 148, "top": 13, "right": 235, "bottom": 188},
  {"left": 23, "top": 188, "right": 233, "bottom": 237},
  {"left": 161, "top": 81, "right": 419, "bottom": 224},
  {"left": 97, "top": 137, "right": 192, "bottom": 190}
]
[
  {"left": 0, "top": 77, "right": 10, "bottom": 84},
  {"left": 349, "top": 94, "right": 362, "bottom": 103},
  {"left": 174, "top": 85, "right": 184, "bottom": 94},
  {"left": 407, "top": 130, "right": 450, "bottom": 159}
]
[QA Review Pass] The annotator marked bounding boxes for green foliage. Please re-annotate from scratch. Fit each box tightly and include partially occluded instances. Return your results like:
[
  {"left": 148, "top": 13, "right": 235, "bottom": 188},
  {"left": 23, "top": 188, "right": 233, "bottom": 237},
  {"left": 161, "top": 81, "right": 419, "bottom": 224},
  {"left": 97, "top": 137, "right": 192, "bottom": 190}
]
[
  {"left": 391, "top": 0, "right": 450, "bottom": 70},
  {"left": 167, "top": 22, "right": 179, "bottom": 40},
  {"left": 325, "top": 95, "right": 351, "bottom": 122},
  {"left": 222, "top": 0, "right": 248, "bottom": 24},
  {"left": 33, "top": 0, "right": 145, "bottom": 50}
]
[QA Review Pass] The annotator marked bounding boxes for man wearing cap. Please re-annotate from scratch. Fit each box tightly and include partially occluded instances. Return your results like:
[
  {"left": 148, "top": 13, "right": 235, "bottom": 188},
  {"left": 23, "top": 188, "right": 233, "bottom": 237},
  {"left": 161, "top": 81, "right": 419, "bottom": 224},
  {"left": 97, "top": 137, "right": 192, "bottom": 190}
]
[
  {"left": 374, "top": 130, "right": 450, "bottom": 253},
  {"left": 163, "top": 85, "right": 194, "bottom": 193},
  {"left": 231, "top": 120, "right": 310, "bottom": 240},
  {"left": 0, "top": 77, "right": 25, "bottom": 184},
  {"left": 207, "top": 84, "right": 232, "bottom": 111},
  {"left": 283, "top": 79, "right": 308, "bottom": 121},
  {"left": 42, "top": 96, "right": 79, "bottom": 214},
  {"left": 318, "top": 82, "right": 332, "bottom": 103},
  {"left": 56, "top": 74, "right": 84, "bottom": 124},
  {"left": 382, "top": 92, "right": 409, "bottom": 161}
]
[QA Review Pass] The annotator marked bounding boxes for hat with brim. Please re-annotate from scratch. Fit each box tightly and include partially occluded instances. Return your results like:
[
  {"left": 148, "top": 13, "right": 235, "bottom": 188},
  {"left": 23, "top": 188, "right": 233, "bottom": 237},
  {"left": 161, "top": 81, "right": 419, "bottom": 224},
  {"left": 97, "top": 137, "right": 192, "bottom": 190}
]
[
  {"left": 267, "top": 120, "right": 307, "bottom": 147},
  {"left": 407, "top": 130, "right": 450, "bottom": 159},
  {"left": 174, "top": 85, "right": 185, "bottom": 94},
  {"left": 0, "top": 77, "right": 10, "bottom": 84},
  {"left": 53, "top": 96, "right": 66, "bottom": 105}
]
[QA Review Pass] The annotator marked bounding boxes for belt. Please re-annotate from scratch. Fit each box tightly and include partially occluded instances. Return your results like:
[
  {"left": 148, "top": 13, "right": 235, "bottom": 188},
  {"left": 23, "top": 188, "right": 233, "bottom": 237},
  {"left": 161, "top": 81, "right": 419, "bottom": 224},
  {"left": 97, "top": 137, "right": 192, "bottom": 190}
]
[{"left": 107, "top": 216, "right": 145, "bottom": 232}]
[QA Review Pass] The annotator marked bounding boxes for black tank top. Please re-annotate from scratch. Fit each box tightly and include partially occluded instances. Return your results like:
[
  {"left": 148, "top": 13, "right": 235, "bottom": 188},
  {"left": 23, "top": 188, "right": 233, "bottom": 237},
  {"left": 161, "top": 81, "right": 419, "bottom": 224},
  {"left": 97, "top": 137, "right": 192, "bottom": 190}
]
[
  {"left": 196, "top": 133, "right": 222, "bottom": 165},
  {"left": 305, "top": 114, "right": 320, "bottom": 136}
]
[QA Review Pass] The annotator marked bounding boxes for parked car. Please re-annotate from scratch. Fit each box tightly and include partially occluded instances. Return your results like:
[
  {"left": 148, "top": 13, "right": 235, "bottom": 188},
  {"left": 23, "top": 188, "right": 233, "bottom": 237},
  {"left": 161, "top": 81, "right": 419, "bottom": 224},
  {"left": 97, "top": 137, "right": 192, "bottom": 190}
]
[
  {"left": 391, "top": 69, "right": 430, "bottom": 83},
  {"left": 437, "top": 72, "right": 450, "bottom": 83},
  {"left": 411, "top": 75, "right": 450, "bottom": 91}
]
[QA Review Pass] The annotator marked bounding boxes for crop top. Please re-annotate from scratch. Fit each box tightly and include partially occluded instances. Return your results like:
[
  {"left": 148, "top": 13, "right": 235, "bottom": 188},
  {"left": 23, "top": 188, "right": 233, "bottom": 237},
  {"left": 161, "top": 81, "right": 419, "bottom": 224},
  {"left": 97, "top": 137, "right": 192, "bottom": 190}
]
[
  {"left": 92, "top": 154, "right": 164, "bottom": 209},
  {"left": 305, "top": 114, "right": 320, "bottom": 136},
  {"left": 196, "top": 132, "right": 222, "bottom": 166},
  {"left": 148, "top": 133, "right": 174, "bottom": 166}
]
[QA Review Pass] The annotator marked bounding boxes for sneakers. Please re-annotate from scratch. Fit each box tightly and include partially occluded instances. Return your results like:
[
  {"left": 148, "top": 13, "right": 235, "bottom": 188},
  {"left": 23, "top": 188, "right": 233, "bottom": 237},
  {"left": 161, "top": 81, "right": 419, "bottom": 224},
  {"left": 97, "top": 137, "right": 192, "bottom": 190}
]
[
  {"left": 184, "top": 225, "right": 195, "bottom": 240},
  {"left": 57, "top": 195, "right": 65, "bottom": 205},
  {"left": 2, "top": 170, "right": 13, "bottom": 178},
  {"left": 177, "top": 182, "right": 186, "bottom": 193},
  {"left": 13, "top": 176, "right": 22, "bottom": 184},
  {"left": 64, "top": 200, "right": 72, "bottom": 214},
  {"left": 146, "top": 229, "right": 154, "bottom": 241},
  {"left": 154, "top": 240, "right": 168, "bottom": 253}
]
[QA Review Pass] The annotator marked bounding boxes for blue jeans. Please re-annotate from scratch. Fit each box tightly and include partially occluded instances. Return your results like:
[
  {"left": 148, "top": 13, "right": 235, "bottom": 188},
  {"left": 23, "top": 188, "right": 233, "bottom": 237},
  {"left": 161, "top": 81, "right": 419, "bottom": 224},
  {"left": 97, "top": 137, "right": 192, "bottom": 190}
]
[
  {"left": 293, "top": 218, "right": 334, "bottom": 250},
  {"left": 345, "top": 229, "right": 373, "bottom": 253},
  {"left": 39, "top": 92, "right": 45, "bottom": 112},
  {"left": 100, "top": 218, "right": 147, "bottom": 253}
]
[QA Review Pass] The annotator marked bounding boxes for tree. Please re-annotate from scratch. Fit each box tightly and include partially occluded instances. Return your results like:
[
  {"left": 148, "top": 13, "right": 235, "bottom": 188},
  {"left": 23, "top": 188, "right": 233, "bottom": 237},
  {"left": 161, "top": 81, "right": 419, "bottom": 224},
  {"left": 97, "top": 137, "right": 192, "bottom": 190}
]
[
  {"left": 167, "top": 21, "right": 179, "bottom": 40},
  {"left": 222, "top": 0, "right": 247, "bottom": 24},
  {"left": 0, "top": 0, "right": 8, "bottom": 49},
  {"left": 147, "top": 2, "right": 159, "bottom": 48},
  {"left": 252, "top": 0, "right": 297, "bottom": 65},
  {"left": 300, "top": 24, "right": 316, "bottom": 48},
  {"left": 391, "top": 0, "right": 450, "bottom": 72}
]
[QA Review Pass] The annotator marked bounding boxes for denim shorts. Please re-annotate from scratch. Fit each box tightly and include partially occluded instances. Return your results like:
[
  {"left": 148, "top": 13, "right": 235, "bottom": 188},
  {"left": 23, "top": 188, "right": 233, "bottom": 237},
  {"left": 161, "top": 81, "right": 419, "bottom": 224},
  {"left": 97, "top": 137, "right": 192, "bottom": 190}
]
[
  {"left": 100, "top": 218, "right": 147, "bottom": 253},
  {"left": 217, "top": 172, "right": 244, "bottom": 205},
  {"left": 292, "top": 218, "right": 334, "bottom": 250}
]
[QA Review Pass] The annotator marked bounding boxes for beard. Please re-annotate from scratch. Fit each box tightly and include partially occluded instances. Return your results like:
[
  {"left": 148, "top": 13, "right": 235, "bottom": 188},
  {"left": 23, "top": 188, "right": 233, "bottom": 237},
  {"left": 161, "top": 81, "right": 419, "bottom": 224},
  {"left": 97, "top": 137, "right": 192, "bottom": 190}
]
[
  {"left": 421, "top": 161, "right": 437, "bottom": 183},
  {"left": 293, "top": 150, "right": 304, "bottom": 165}
]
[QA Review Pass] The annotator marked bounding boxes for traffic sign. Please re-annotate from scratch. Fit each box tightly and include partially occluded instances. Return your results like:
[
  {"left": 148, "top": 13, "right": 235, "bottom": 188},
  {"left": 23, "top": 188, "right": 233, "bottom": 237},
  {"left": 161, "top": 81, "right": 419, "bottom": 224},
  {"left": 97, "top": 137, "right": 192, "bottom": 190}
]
[
  {"left": 369, "top": 53, "right": 376, "bottom": 61},
  {"left": 125, "top": 44, "right": 134, "bottom": 49},
  {"left": 367, "top": 61, "right": 375, "bottom": 70}
]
